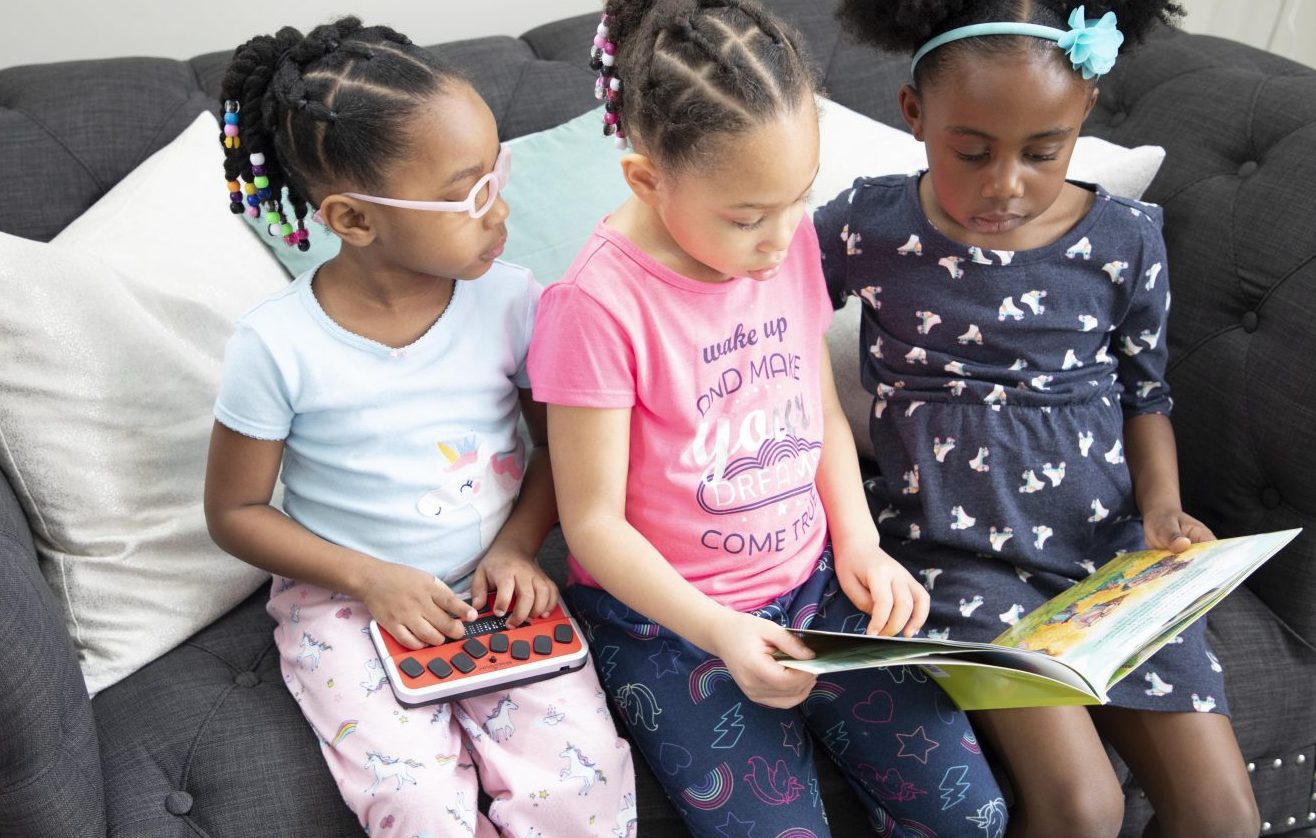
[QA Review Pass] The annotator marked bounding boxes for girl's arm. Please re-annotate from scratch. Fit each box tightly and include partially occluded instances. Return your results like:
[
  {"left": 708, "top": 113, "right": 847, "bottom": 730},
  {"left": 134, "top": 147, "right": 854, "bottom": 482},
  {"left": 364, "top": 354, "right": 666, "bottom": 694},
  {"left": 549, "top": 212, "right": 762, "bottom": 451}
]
[
  {"left": 468, "top": 392, "right": 561, "bottom": 625},
  {"left": 812, "top": 339, "right": 930, "bottom": 636},
  {"left": 548, "top": 403, "right": 817, "bottom": 708},
  {"left": 1124, "top": 412, "right": 1214, "bottom": 551},
  {"left": 203, "top": 422, "right": 477, "bottom": 646}
]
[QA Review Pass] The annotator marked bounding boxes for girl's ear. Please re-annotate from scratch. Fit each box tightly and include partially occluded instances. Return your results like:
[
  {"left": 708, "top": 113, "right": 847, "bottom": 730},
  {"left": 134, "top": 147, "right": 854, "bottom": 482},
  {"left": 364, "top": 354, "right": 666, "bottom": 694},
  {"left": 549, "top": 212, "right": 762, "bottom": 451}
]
[
  {"left": 1083, "top": 84, "right": 1100, "bottom": 121},
  {"left": 898, "top": 84, "right": 925, "bottom": 141},
  {"left": 317, "top": 195, "right": 378, "bottom": 247},
  {"left": 619, "top": 152, "right": 663, "bottom": 207}
]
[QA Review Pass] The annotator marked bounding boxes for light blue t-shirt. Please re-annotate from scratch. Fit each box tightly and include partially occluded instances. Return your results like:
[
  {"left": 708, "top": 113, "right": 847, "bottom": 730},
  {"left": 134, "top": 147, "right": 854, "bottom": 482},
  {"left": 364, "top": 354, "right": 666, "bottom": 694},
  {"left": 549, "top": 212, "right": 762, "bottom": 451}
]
[{"left": 214, "top": 261, "right": 540, "bottom": 587}]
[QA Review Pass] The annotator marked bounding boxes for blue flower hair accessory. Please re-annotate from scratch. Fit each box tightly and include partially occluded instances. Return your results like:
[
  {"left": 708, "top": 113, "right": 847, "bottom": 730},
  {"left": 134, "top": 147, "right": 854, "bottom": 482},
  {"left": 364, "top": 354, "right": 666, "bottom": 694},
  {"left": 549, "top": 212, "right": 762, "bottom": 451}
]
[
  {"left": 910, "top": 5, "right": 1125, "bottom": 80},
  {"left": 1057, "top": 7, "right": 1124, "bottom": 79}
]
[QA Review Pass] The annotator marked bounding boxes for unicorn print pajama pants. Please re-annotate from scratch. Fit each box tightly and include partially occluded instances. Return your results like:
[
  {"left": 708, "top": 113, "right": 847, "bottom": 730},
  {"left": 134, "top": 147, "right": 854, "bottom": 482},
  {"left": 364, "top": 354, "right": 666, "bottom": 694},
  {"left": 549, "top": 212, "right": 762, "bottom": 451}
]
[
  {"left": 567, "top": 546, "right": 1008, "bottom": 838},
  {"left": 269, "top": 577, "right": 636, "bottom": 837}
]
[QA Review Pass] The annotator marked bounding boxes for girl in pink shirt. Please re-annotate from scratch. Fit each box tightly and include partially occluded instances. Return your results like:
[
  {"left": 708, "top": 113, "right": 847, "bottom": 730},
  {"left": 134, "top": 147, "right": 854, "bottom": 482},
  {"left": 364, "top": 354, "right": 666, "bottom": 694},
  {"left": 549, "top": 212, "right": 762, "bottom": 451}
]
[{"left": 528, "top": 1, "right": 1005, "bottom": 834}]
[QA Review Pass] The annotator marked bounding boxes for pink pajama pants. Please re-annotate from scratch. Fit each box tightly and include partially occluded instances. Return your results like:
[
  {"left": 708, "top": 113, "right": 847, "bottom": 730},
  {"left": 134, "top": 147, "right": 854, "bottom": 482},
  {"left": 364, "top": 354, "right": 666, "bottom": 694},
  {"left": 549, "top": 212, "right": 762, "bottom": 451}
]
[{"left": 269, "top": 577, "right": 636, "bottom": 837}]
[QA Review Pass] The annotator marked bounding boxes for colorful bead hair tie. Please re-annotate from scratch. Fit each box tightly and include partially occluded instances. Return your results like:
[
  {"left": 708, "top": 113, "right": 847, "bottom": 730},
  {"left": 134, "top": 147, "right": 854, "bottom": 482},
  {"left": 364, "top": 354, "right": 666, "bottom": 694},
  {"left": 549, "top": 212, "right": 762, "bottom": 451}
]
[{"left": 588, "top": 14, "right": 628, "bottom": 149}]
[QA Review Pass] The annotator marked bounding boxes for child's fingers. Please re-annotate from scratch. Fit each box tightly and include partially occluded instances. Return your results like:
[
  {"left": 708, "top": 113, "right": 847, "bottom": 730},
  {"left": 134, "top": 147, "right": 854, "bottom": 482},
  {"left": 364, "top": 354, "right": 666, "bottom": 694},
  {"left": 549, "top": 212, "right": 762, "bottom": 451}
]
[
  {"left": 469, "top": 571, "right": 489, "bottom": 611},
  {"left": 766, "top": 625, "right": 816, "bottom": 661},
  {"left": 531, "top": 576, "right": 558, "bottom": 619},
  {"left": 387, "top": 622, "right": 426, "bottom": 651},
  {"left": 506, "top": 579, "right": 535, "bottom": 627},
  {"left": 1182, "top": 517, "right": 1216, "bottom": 543},
  {"left": 492, "top": 579, "right": 517, "bottom": 620},
  {"left": 432, "top": 583, "right": 478, "bottom": 623},
  {"left": 865, "top": 577, "right": 894, "bottom": 636},
  {"left": 878, "top": 581, "right": 914, "bottom": 637},
  {"left": 905, "top": 584, "right": 931, "bottom": 637},
  {"left": 404, "top": 615, "right": 450, "bottom": 648}
]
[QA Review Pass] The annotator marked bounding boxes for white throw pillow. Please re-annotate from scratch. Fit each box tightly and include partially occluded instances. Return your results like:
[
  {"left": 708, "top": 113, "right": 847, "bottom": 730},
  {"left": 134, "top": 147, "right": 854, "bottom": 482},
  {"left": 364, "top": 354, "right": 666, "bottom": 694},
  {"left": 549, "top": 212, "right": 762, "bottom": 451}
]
[
  {"left": 0, "top": 112, "right": 285, "bottom": 695},
  {"left": 814, "top": 99, "right": 1166, "bottom": 461}
]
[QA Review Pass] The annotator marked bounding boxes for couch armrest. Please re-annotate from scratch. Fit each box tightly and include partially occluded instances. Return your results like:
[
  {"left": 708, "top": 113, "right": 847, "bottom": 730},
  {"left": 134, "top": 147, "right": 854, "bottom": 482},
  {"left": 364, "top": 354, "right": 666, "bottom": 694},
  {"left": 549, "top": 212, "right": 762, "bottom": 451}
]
[{"left": 0, "top": 469, "right": 106, "bottom": 838}]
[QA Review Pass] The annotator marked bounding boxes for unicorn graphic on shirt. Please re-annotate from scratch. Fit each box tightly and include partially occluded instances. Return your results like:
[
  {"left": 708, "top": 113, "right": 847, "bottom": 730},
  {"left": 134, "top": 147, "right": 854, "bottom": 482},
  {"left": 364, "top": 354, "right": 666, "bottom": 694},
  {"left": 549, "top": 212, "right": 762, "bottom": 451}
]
[{"left": 417, "top": 435, "right": 524, "bottom": 550}]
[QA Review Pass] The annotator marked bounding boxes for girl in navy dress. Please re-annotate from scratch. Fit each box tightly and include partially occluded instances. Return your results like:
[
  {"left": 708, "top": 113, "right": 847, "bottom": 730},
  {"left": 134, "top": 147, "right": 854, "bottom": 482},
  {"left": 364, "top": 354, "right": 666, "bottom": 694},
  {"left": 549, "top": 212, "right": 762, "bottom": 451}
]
[{"left": 814, "top": 2, "right": 1258, "bottom": 835}]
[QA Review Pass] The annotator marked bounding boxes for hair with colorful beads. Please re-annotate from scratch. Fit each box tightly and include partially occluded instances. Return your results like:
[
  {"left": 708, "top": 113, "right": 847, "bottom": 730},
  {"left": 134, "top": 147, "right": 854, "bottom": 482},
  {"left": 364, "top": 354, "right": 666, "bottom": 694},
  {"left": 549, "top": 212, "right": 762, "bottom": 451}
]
[
  {"left": 593, "top": 0, "right": 817, "bottom": 170},
  {"left": 836, "top": 0, "right": 1182, "bottom": 88},
  {"left": 219, "top": 17, "right": 463, "bottom": 249}
]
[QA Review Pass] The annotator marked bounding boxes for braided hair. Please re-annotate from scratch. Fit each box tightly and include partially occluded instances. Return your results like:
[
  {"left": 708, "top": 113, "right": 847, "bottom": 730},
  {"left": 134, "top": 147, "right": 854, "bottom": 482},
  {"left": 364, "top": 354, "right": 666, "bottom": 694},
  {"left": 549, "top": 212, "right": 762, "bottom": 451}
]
[
  {"left": 837, "top": 0, "right": 1183, "bottom": 87},
  {"left": 595, "top": 0, "right": 817, "bottom": 170},
  {"left": 219, "top": 17, "right": 462, "bottom": 249}
]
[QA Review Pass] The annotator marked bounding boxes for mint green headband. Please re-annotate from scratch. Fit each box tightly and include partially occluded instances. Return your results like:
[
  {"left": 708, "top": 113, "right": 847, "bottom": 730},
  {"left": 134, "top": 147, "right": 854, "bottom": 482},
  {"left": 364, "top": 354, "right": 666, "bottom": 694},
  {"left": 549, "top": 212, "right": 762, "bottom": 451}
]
[{"left": 910, "top": 6, "right": 1124, "bottom": 80}]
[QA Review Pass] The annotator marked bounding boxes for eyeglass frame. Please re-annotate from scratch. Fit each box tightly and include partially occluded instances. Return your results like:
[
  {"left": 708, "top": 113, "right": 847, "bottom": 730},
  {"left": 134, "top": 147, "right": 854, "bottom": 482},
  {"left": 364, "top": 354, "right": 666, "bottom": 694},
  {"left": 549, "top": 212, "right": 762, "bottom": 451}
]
[{"left": 340, "top": 144, "right": 511, "bottom": 219}]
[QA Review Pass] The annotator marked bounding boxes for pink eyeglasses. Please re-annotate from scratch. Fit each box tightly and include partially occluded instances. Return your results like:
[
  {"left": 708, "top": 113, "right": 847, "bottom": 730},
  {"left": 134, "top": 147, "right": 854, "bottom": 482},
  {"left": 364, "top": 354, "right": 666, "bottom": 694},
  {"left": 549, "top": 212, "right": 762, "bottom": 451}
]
[{"left": 342, "top": 145, "right": 511, "bottom": 219}]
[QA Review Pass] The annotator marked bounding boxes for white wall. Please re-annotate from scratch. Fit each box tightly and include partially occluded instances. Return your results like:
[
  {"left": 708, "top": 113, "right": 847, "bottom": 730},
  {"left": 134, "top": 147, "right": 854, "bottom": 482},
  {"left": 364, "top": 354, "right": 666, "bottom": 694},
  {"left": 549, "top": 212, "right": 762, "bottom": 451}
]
[
  {"left": 3, "top": 0, "right": 1312, "bottom": 71},
  {"left": 1180, "top": 0, "right": 1315, "bottom": 68},
  {"left": 0, "top": 0, "right": 601, "bottom": 70}
]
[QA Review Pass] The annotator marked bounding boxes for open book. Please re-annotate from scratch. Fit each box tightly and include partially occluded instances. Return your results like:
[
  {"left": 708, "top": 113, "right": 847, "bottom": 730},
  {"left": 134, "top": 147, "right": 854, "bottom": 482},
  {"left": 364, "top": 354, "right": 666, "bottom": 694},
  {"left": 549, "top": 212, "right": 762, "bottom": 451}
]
[{"left": 779, "top": 529, "right": 1301, "bottom": 711}]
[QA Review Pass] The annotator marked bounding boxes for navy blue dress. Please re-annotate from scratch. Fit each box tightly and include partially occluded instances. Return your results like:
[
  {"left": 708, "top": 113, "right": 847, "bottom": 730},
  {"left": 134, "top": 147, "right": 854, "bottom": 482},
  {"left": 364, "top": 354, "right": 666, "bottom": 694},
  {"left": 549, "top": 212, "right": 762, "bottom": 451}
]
[{"left": 815, "top": 174, "right": 1227, "bottom": 714}]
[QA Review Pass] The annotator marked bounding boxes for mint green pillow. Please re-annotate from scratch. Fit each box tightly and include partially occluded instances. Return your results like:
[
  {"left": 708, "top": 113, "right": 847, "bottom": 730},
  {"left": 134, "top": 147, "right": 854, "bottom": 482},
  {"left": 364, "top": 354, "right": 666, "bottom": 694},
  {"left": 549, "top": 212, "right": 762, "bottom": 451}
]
[
  {"left": 501, "top": 106, "right": 630, "bottom": 284},
  {"left": 240, "top": 106, "right": 629, "bottom": 285}
]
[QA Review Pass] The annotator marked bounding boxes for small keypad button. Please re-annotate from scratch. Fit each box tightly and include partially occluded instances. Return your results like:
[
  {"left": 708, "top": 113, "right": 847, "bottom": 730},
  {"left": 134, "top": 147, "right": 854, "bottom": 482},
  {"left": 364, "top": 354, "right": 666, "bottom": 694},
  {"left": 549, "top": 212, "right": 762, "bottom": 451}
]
[
  {"left": 511, "top": 640, "right": 531, "bottom": 660},
  {"left": 427, "top": 658, "right": 453, "bottom": 679},
  {"left": 533, "top": 635, "right": 553, "bottom": 655},
  {"left": 450, "top": 653, "right": 476, "bottom": 674},
  {"left": 463, "top": 638, "right": 488, "bottom": 659},
  {"left": 399, "top": 657, "right": 425, "bottom": 679},
  {"left": 553, "top": 624, "right": 574, "bottom": 644},
  {"left": 489, "top": 633, "right": 509, "bottom": 654}
]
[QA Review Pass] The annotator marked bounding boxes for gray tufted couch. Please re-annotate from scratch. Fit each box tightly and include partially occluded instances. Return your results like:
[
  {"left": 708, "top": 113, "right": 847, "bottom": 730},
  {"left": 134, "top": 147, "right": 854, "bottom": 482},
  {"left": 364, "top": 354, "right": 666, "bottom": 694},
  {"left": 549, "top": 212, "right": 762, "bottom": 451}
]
[{"left": 2, "top": 3, "right": 1314, "bottom": 836}]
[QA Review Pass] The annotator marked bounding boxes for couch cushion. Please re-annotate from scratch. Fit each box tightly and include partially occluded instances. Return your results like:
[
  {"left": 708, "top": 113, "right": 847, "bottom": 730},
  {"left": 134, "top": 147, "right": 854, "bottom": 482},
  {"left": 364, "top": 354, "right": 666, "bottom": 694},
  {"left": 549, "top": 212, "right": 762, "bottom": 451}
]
[
  {"left": 93, "top": 587, "right": 360, "bottom": 838},
  {"left": 0, "top": 472, "right": 105, "bottom": 838}
]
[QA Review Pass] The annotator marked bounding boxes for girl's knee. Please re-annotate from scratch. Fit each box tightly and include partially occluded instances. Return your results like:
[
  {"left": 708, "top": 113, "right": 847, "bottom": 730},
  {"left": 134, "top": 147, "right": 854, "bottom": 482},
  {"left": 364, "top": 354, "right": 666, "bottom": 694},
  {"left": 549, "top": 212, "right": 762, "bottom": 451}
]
[
  {"left": 1156, "top": 786, "right": 1260, "bottom": 838},
  {"left": 1016, "top": 778, "right": 1124, "bottom": 838}
]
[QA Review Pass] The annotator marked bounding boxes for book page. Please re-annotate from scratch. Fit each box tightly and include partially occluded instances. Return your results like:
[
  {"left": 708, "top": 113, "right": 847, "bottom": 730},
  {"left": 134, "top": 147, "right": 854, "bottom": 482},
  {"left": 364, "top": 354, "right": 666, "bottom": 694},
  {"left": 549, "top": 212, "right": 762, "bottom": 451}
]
[{"left": 993, "top": 530, "right": 1299, "bottom": 687}]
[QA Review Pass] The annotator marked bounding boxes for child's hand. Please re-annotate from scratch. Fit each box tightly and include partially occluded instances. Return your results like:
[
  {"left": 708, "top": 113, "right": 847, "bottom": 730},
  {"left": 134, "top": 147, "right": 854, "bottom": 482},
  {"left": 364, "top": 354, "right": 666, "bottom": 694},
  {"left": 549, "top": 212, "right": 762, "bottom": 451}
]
[
  {"left": 362, "top": 562, "right": 478, "bottom": 650},
  {"left": 836, "top": 542, "right": 930, "bottom": 637},
  {"left": 708, "top": 610, "right": 817, "bottom": 709},
  {"left": 470, "top": 548, "right": 559, "bottom": 627},
  {"left": 1143, "top": 507, "right": 1215, "bottom": 553}
]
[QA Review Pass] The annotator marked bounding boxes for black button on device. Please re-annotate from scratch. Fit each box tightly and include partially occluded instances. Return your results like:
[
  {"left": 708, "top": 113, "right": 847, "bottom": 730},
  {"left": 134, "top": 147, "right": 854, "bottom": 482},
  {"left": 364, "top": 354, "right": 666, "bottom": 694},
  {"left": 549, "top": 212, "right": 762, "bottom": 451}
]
[
  {"left": 399, "top": 657, "right": 425, "bottom": 679},
  {"left": 427, "top": 658, "right": 453, "bottom": 679},
  {"left": 463, "top": 638, "right": 488, "bottom": 659},
  {"left": 533, "top": 635, "right": 552, "bottom": 656},
  {"left": 450, "top": 653, "right": 476, "bottom": 674},
  {"left": 553, "top": 624, "right": 574, "bottom": 644},
  {"left": 511, "top": 639, "right": 531, "bottom": 660},
  {"left": 489, "top": 633, "right": 509, "bottom": 654}
]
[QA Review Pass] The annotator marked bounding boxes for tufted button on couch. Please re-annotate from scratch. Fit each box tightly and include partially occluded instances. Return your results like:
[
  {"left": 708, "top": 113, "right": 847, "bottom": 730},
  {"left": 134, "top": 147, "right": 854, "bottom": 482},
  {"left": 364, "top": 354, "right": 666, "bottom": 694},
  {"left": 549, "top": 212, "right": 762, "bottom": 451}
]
[{"left": 2, "top": 3, "right": 1313, "bottom": 836}]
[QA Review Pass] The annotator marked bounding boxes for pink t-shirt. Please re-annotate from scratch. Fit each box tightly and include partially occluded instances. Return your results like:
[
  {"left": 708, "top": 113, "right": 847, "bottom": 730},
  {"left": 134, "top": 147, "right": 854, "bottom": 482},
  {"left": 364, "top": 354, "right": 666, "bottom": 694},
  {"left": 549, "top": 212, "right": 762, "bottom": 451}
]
[{"left": 528, "top": 219, "right": 833, "bottom": 612}]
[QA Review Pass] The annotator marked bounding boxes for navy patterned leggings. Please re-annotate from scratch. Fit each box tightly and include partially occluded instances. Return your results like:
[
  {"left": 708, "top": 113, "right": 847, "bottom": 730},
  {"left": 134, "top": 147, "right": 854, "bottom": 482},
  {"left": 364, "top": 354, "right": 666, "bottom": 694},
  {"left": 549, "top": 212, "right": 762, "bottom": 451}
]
[{"left": 566, "top": 546, "right": 1008, "bottom": 838}]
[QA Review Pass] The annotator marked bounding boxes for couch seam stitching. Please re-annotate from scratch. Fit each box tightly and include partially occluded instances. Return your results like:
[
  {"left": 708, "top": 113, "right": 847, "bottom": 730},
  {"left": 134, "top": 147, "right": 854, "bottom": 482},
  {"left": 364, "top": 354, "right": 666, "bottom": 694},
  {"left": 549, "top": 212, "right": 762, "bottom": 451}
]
[{"left": 5, "top": 107, "right": 105, "bottom": 191}]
